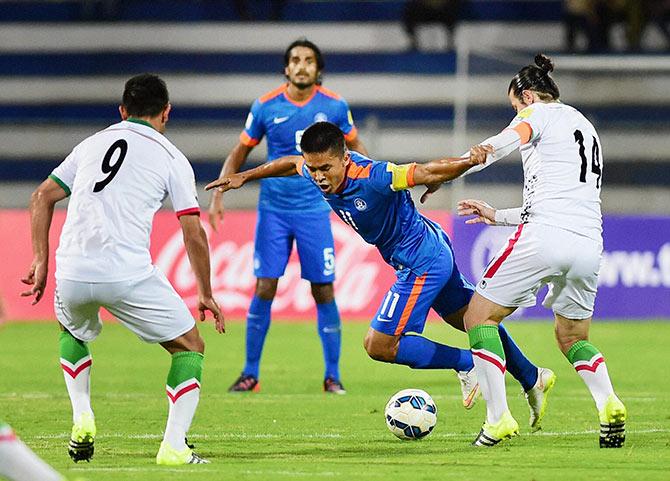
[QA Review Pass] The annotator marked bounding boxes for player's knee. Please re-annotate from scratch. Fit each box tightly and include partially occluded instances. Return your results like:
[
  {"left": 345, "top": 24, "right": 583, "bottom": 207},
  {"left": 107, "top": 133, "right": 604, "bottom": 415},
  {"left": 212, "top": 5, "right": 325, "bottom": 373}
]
[
  {"left": 255, "top": 278, "right": 278, "bottom": 300},
  {"left": 311, "top": 283, "right": 334, "bottom": 304},
  {"left": 363, "top": 333, "right": 396, "bottom": 362}
]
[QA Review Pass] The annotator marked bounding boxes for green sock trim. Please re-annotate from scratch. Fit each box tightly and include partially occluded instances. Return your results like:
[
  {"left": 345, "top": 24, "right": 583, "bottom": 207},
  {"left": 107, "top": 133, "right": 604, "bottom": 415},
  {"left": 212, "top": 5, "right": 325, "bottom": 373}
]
[
  {"left": 468, "top": 325, "right": 505, "bottom": 359},
  {"left": 59, "top": 331, "right": 90, "bottom": 364},
  {"left": 167, "top": 352, "right": 204, "bottom": 388},
  {"left": 566, "top": 340, "right": 600, "bottom": 364}
]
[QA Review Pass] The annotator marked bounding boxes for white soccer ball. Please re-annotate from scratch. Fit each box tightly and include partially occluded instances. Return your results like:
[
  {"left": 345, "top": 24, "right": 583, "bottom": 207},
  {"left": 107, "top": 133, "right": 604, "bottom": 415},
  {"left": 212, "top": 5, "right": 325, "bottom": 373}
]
[{"left": 384, "top": 388, "right": 437, "bottom": 440}]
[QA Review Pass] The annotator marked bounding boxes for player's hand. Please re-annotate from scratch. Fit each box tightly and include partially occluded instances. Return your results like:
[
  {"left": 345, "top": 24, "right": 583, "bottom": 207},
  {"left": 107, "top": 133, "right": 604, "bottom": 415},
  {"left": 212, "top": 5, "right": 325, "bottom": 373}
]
[
  {"left": 20, "top": 259, "right": 48, "bottom": 305},
  {"left": 469, "top": 144, "right": 494, "bottom": 165},
  {"left": 208, "top": 191, "right": 225, "bottom": 233},
  {"left": 420, "top": 182, "right": 442, "bottom": 204},
  {"left": 457, "top": 199, "right": 497, "bottom": 225},
  {"left": 198, "top": 296, "right": 225, "bottom": 334},
  {"left": 205, "top": 174, "right": 244, "bottom": 193}
]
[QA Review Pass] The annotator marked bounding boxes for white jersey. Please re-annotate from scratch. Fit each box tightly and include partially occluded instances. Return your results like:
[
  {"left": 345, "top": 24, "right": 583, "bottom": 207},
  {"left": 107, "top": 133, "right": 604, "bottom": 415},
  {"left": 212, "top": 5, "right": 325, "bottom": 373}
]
[
  {"left": 507, "top": 102, "right": 603, "bottom": 241},
  {"left": 51, "top": 120, "right": 199, "bottom": 282}
]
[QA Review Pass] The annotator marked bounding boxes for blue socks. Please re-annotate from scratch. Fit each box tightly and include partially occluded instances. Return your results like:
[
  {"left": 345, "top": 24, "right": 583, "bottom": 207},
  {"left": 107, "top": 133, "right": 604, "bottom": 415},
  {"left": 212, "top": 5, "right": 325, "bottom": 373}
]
[
  {"left": 242, "top": 296, "right": 272, "bottom": 379},
  {"left": 316, "top": 301, "right": 342, "bottom": 381},
  {"left": 395, "top": 334, "right": 473, "bottom": 371},
  {"left": 391, "top": 325, "right": 538, "bottom": 391},
  {"left": 499, "top": 323, "right": 538, "bottom": 391}
]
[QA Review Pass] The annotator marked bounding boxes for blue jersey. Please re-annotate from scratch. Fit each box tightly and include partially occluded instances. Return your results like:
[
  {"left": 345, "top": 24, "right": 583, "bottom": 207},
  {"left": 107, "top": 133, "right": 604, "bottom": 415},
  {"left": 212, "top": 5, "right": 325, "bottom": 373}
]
[
  {"left": 297, "top": 152, "right": 450, "bottom": 274},
  {"left": 241, "top": 84, "right": 358, "bottom": 213}
]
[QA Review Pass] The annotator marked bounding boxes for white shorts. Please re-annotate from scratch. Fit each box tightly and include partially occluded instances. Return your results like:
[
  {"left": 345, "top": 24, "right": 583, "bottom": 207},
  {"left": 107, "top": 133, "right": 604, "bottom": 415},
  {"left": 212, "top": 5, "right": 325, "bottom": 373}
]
[
  {"left": 54, "top": 267, "right": 195, "bottom": 343},
  {"left": 475, "top": 223, "right": 602, "bottom": 319}
]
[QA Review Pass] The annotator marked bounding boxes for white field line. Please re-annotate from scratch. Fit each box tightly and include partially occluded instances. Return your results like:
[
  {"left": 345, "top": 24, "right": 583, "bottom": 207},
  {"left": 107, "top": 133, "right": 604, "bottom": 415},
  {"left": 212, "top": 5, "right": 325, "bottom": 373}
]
[
  {"left": 31, "top": 428, "right": 670, "bottom": 441},
  {"left": 70, "top": 467, "right": 218, "bottom": 473},
  {"left": 71, "top": 467, "right": 338, "bottom": 476}
]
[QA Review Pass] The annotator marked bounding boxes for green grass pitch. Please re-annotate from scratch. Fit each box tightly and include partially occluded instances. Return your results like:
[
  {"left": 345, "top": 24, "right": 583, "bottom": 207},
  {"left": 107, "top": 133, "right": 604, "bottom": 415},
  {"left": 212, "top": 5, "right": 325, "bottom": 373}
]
[{"left": 1, "top": 320, "right": 669, "bottom": 480}]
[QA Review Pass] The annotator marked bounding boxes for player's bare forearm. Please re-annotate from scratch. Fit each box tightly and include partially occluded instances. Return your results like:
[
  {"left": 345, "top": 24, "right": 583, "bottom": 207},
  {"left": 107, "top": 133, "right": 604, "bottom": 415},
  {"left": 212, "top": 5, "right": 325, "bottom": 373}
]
[
  {"left": 28, "top": 179, "right": 67, "bottom": 263},
  {"left": 205, "top": 156, "right": 300, "bottom": 192},
  {"left": 220, "top": 142, "right": 253, "bottom": 177},
  {"left": 22, "top": 178, "right": 68, "bottom": 304},
  {"left": 180, "top": 215, "right": 214, "bottom": 298},
  {"left": 346, "top": 136, "right": 369, "bottom": 157},
  {"left": 180, "top": 214, "right": 225, "bottom": 332},
  {"left": 413, "top": 157, "right": 481, "bottom": 186},
  {"left": 209, "top": 143, "right": 253, "bottom": 230}
]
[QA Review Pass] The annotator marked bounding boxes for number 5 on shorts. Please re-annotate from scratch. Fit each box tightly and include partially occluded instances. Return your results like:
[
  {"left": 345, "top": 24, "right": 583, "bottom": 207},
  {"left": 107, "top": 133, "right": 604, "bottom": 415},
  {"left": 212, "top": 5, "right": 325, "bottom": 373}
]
[{"left": 323, "top": 247, "right": 335, "bottom": 276}]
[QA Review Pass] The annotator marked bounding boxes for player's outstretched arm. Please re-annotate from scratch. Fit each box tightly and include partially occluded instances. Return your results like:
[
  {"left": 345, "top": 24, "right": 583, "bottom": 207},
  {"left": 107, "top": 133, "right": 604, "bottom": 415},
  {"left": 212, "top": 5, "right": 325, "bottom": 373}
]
[
  {"left": 179, "top": 214, "right": 225, "bottom": 334},
  {"left": 413, "top": 145, "right": 491, "bottom": 187},
  {"left": 208, "top": 142, "right": 253, "bottom": 233},
  {"left": 205, "top": 155, "right": 301, "bottom": 193},
  {"left": 21, "top": 178, "right": 68, "bottom": 305},
  {"left": 457, "top": 199, "right": 523, "bottom": 226}
]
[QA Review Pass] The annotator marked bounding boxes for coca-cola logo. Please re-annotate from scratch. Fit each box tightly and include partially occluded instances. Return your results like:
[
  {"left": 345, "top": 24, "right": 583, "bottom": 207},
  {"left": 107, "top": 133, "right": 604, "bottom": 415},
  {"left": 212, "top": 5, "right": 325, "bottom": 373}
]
[{"left": 154, "top": 219, "right": 388, "bottom": 316}]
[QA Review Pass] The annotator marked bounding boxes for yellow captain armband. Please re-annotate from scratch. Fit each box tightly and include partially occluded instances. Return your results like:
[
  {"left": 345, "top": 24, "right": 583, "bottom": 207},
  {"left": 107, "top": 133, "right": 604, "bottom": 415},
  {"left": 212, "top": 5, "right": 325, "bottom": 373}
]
[{"left": 386, "top": 162, "right": 417, "bottom": 191}]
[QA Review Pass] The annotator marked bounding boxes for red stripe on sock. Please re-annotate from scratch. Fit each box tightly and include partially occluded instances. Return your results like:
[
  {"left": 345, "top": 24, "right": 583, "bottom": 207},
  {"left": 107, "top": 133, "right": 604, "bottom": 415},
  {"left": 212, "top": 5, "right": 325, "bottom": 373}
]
[
  {"left": 484, "top": 224, "right": 524, "bottom": 279},
  {"left": 166, "top": 382, "right": 200, "bottom": 404},
  {"left": 0, "top": 433, "right": 17, "bottom": 442},
  {"left": 575, "top": 356, "right": 605, "bottom": 373},
  {"left": 472, "top": 350, "right": 506, "bottom": 374},
  {"left": 61, "top": 359, "right": 92, "bottom": 379}
]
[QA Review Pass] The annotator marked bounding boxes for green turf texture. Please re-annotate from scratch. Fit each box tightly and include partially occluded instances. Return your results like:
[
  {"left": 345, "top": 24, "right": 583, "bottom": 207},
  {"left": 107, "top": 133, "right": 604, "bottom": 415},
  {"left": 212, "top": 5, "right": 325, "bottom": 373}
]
[{"left": 1, "top": 320, "right": 669, "bottom": 481}]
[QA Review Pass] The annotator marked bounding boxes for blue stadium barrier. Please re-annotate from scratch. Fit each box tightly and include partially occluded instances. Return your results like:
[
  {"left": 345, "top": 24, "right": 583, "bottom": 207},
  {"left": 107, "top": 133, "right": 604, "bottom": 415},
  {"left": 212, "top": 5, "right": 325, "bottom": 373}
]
[
  {"left": 1, "top": 104, "right": 667, "bottom": 128},
  {"left": 0, "top": 52, "right": 457, "bottom": 75},
  {"left": 2, "top": 158, "right": 668, "bottom": 186}
]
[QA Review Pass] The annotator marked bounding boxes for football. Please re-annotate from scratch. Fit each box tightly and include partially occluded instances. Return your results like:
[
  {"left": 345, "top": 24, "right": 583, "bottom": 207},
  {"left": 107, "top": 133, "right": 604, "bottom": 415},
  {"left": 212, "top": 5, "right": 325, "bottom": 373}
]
[{"left": 384, "top": 389, "right": 437, "bottom": 440}]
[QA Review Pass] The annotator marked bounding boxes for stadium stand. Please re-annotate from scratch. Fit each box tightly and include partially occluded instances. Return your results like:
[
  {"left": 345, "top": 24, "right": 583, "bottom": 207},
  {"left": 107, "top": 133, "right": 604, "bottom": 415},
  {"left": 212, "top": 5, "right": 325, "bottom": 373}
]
[{"left": 0, "top": 0, "right": 668, "bottom": 212}]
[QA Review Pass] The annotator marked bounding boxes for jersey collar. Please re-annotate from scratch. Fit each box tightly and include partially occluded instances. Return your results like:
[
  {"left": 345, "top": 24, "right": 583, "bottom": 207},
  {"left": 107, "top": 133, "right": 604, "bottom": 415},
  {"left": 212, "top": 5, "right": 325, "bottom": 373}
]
[
  {"left": 283, "top": 84, "right": 319, "bottom": 107},
  {"left": 126, "top": 118, "right": 156, "bottom": 130}
]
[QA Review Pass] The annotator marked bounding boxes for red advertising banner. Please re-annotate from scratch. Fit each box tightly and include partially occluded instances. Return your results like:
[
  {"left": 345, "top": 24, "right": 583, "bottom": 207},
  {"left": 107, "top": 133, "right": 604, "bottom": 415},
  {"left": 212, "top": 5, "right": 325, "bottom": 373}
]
[{"left": 0, "top": 209, "right": 451, "bottom": 322}]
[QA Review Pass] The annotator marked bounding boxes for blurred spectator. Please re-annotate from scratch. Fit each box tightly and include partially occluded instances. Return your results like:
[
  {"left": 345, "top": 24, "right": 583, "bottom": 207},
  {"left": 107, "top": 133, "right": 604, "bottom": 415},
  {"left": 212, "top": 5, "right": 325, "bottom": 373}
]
[
  {"left": 645, "top": 0, "right": 670, "bottom": 48},
  {"left": 609, "top": 0, "right": 645, "bottom": 51},
  {"left": 403, "top": 0, "right": 462, "bottom": 51},
  {"left": 564, "top": 0, "right": 610, "bottom": 52}
]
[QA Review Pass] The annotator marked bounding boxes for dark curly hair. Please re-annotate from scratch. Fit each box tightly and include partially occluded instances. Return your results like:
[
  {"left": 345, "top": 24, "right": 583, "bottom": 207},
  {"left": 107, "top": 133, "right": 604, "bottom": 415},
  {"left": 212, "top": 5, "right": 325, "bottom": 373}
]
[{"left": 508, "top": 54, "right": 560, "bottom": 102}]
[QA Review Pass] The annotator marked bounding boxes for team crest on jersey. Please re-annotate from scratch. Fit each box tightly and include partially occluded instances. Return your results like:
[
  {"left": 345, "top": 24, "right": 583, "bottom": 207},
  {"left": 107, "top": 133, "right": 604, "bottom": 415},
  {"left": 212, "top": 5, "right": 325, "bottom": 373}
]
[
  {"left": 354, "top": 198, "right": 367, "bottom": 211},
  {"left": 314, "top": 112, "right": 328, "bottom": 122}
]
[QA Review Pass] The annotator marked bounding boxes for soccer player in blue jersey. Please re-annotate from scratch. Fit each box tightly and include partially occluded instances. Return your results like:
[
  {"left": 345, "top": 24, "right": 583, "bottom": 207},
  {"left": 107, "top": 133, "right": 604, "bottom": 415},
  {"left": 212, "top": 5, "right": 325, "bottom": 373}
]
[
  {"left": 206, "top": 122, "right": 556, "bottom": 423},
  {"left": 209, "top": 39, "right": 368, "bottom": 393}
]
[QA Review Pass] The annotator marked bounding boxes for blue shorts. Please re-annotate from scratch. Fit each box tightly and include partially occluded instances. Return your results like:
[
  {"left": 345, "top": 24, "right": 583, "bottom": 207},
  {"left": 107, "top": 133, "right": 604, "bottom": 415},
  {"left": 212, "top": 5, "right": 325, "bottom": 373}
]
[
  {"left": 254, "top": 209, "right": 335, "bottom": 283},
  {"left": 370, "top": 245, "right": 475, "bottom": 336}
]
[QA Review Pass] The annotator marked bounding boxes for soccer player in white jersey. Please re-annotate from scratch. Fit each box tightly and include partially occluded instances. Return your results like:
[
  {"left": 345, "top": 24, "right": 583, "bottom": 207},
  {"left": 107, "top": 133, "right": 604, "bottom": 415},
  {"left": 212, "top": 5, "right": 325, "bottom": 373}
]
[
  {"left": 455, "top": 54, "right": 626, "bottom": 448},
  {"left": 21, "top": 74, "right": 223, "bottom": 465}
]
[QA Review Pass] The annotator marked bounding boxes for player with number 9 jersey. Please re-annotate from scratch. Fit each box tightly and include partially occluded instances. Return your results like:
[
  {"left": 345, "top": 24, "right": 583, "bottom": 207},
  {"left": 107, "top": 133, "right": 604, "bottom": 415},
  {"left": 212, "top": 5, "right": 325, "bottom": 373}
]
[{"left": 23, "top": 74, "right": 222, "bottom": 465}]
